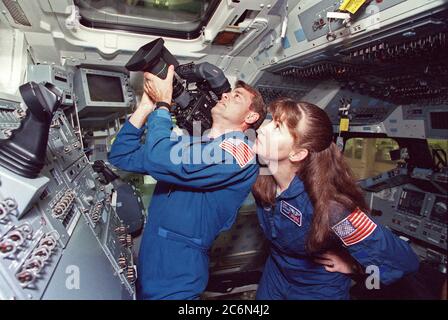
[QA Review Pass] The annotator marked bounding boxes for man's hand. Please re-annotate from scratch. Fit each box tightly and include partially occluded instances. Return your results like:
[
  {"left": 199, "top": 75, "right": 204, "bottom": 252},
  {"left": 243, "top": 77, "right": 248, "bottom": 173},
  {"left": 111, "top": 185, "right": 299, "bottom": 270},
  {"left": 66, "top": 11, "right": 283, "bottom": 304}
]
[
  {"left": 143, "top": 65, "right": 175, "bottom": 104},
  {"left": 314, "top": 250, "right": 360, "bottom": 274},
  {"left": 128, "top": 82, "right": 156, "bottom": 129},
  {"left": 138, "top": 89, "right": 155, "bottom": 113}
]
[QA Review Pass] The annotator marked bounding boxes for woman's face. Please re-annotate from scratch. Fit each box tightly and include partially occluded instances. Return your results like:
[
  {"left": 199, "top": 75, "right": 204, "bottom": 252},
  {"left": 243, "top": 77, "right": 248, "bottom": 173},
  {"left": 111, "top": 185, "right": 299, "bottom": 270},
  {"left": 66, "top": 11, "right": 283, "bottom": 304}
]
[{"left": 253, "top": 118, "right": 295, "bottom": 163}]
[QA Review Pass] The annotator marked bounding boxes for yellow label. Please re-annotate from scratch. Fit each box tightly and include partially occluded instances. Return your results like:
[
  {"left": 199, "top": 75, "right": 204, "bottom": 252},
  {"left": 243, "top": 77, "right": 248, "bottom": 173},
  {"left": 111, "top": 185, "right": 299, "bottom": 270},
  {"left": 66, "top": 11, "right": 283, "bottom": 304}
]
[
  {"left": 339, "top": 118, "right": 350, "bottom": 132},
  {"left": 339, "top": 0, "right": 367, "bottom": 14}
]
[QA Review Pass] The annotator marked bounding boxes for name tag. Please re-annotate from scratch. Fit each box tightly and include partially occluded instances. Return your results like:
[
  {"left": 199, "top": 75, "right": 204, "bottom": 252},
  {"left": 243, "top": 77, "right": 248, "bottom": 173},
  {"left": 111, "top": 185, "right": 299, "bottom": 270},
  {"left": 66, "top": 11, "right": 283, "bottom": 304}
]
[{"left": 280, "top": 201, "right": 302, "bottom": 227}]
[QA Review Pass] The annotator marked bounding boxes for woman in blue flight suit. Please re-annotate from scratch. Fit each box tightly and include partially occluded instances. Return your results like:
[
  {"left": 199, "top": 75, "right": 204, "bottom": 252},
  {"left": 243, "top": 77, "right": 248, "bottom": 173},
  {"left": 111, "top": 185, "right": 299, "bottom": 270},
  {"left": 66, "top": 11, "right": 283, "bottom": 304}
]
[{"left": 251, "top": 98, "right": 419, "bottom": 299}]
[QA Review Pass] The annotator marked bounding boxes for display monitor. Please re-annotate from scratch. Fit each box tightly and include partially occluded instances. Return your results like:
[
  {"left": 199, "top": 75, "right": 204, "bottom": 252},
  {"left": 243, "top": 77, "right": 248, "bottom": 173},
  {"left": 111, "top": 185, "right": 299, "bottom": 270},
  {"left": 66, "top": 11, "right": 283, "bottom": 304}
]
[
  {"left": 86, "top": 73, "right": 125, "bottom": 103},
  {"left": 73, "top": 68, "right": 132, "bottom": 122},
  {"left": 397, "top": 188, "right": 425, "bottom": 216}
]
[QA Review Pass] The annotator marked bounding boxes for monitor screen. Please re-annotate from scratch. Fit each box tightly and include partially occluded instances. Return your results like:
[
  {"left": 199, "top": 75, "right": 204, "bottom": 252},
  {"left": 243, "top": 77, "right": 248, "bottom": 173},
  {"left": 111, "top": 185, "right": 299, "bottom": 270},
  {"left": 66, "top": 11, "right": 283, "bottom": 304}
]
[
  {"left": 430, "top": 112, "right": 448, "bottom": 130},
  {"left": 397, "top": 188, "right": 425, "bottom": 216},
  {"left": 86, "top": 74, "right": 124, "bottom": 102}
]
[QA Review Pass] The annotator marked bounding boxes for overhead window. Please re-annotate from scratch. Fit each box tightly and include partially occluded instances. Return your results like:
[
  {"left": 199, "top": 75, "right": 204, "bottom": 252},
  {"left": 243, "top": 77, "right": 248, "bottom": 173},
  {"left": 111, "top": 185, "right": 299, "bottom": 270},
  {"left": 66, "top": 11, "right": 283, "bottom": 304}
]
[{"left": 74, "top": 0, "right": 220, "bottom": 39}]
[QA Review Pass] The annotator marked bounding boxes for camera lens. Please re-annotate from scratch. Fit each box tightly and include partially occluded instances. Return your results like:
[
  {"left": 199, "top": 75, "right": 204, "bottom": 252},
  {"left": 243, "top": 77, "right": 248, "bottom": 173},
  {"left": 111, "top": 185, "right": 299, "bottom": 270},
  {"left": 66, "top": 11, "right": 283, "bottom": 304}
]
[
  {"left": 149, "top": 60, "right": 189, "bottom": 108},
  {"left": 125, "top": 38, "right": 191, "bottom": 108},
  {"left": 149, "top": 59, "right": 168, "bottom": 78}
]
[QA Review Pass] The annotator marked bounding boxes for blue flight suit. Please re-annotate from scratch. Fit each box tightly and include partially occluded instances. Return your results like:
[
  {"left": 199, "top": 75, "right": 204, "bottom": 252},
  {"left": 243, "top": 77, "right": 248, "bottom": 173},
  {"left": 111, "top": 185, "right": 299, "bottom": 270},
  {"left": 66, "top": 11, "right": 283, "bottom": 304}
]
[
  {"left": 255, "top": 175, "right": 419, "bottom": 300},
  {"left": 108, "top": 109, "right": 259, "bottom": 299}
]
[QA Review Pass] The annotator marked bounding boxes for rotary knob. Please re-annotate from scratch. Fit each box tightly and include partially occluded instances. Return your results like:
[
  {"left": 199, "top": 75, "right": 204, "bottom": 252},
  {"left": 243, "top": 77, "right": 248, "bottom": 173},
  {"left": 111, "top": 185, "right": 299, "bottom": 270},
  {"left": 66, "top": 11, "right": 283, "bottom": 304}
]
[
  {"left": 126, "top": 266, "right": 136, "bottom": 284},
  {"left": 114, "top": 226, "right": 126, "bottom": 234},
  {"left": 126, "top": 234, "right": 133, "bottom": 247},
  {"left": 118, "top": 256, "right": 127, "bottom": 269},
  {"left": 118, "top": 235, "right": 127, "bottom": 246}
]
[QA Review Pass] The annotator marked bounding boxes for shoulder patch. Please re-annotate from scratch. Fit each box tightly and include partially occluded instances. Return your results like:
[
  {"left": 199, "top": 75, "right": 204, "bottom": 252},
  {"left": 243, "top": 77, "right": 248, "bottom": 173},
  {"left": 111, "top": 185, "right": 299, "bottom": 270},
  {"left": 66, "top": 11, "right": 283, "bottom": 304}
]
[
  {"left": 331, "top": 208, "right": 377, "bottom": 246},
  {"left": 280, "top": 200, "right": 302, "bottom": 227},
  {"left": 219, "top": 138, "right": 255, "bottom": 168}
]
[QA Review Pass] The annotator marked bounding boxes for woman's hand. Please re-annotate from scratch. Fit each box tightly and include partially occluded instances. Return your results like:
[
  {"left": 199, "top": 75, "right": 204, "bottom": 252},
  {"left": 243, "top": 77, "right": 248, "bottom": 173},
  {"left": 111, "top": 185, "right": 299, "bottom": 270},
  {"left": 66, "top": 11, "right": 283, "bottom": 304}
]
[{"left": 314, "top": 250, "right": 361, "bottom": 274}]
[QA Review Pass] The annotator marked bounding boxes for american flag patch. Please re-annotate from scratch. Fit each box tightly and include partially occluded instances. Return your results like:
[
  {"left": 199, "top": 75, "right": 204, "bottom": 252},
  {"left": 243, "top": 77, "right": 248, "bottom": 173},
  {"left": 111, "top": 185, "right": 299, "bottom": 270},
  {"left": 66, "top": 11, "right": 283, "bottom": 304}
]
[
  {"left": 332, "top": 208, "right": 377, "bottom": 246},
  {"left": 219, "top": 138, "right": 255, "bottom": 168}
]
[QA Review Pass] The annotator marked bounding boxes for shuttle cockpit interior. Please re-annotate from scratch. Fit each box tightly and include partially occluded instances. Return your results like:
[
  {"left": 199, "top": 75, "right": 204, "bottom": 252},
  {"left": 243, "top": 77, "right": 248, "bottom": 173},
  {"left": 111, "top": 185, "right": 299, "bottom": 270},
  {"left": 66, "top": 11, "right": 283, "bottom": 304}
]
[{"left": 0, "top": 0, "right": 447, "bottom": 300}]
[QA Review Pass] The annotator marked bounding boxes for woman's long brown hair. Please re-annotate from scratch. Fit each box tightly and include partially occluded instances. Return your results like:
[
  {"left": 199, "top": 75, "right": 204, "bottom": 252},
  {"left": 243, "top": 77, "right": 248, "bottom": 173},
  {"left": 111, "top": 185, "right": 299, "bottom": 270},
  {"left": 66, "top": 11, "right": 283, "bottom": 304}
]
[{"left": 252, "top": 98, "right": 369, "bottom": 253}]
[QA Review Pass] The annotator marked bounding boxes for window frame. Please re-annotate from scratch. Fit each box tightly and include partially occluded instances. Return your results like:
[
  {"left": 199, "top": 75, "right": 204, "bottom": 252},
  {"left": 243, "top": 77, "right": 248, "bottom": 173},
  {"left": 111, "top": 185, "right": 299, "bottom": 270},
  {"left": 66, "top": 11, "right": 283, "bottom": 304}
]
[{"left": 75, "top": 0, "right": 222, "bottom": 39}]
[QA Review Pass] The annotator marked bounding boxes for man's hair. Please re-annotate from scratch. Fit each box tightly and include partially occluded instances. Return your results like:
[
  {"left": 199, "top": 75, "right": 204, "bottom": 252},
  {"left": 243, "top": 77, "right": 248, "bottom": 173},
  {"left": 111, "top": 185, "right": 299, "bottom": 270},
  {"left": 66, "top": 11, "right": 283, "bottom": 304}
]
[{"left": 235, "top": 80, "right": 266, "bottom": 130}]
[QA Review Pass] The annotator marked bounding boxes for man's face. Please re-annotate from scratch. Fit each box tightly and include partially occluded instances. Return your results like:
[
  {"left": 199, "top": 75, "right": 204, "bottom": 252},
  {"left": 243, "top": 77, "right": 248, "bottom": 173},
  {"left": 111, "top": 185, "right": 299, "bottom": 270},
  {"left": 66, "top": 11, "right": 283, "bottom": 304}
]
[{"left": 211, "top": 87, "right": 254, "bottom": 127}]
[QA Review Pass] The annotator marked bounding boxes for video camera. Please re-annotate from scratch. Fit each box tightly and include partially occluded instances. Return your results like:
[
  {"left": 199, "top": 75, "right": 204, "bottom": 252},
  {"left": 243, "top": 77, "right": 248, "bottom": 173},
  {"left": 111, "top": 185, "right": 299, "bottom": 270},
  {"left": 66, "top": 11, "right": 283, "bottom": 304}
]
[{"left": 125, "top": 38, "right": 231, "bottom": 135}]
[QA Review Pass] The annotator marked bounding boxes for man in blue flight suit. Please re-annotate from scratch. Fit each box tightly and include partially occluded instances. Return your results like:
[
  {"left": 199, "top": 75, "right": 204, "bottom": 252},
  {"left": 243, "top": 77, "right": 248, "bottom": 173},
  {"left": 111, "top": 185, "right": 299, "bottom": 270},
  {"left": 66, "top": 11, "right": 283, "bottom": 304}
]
[{"left": 108, "top": 65, "right": 266, "bottom": 299}]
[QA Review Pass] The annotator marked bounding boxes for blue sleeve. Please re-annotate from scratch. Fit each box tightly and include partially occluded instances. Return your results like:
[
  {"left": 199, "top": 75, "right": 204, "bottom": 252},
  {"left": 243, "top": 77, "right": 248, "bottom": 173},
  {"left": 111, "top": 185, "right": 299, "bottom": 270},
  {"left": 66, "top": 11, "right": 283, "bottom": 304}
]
[
  {"left": 330, "top": 206, "right": 419, "bottom": 285},
  {"left": 344, "top": 224, "right": 419, "bottom": 285},
  {"left": 108, "top": 109, "right": 259, "bottom": 189},
  {"left": 107, "top": 118, "right": 147, "bottom": 174}
]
